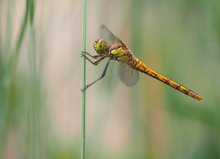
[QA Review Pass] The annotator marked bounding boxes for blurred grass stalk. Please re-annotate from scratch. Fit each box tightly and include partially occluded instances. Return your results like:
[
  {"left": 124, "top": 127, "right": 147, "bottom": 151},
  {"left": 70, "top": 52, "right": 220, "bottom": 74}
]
[
  {"left": 27, "top": 0, "right": 38, "bottom": 158},
  {"left": 81, "top": 0, "right": 87, "bottom": 158},
  {"left": 0, "top": 0, "right": 38, "bottom": 158}
]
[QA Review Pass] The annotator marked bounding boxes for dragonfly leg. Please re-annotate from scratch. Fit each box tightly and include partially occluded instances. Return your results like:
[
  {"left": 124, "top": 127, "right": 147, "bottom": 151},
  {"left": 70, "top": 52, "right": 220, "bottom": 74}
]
[
  {"left": 81, "top": 58, "right": 111, "bottom": 91},
  {"left": 82, "top": 54, "right": 107, "bottom": 66},
  {"left": 81, "top": 51, "right": 102, "bottom": 59}
]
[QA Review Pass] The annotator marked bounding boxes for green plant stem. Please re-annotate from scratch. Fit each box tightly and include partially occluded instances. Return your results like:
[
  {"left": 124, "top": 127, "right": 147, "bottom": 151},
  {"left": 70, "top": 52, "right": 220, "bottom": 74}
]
[
  {"left": 27, "top": 0, "right": 36, "bottom": 158},
  {"left": 81, "top": 0, "right": 87, "bottom": 158}
]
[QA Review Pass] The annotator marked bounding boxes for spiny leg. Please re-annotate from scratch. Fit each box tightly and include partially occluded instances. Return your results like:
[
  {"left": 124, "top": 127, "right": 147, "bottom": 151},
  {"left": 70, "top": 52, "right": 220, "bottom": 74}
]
[
  {"left": 82, "top": 54, "right": 108, "bottom": 66},
  {"left": 81, "top": 58, "right": 111, "bottom": 91},
  {"left": 81, "top": 51, "right": 102, "bottom": 59}
]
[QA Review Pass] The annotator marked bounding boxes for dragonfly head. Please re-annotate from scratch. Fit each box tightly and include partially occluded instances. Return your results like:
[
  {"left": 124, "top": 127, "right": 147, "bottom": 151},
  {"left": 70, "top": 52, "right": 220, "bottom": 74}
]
[{"left": 93, "top": 39, "right": 108, "bottom": 54}]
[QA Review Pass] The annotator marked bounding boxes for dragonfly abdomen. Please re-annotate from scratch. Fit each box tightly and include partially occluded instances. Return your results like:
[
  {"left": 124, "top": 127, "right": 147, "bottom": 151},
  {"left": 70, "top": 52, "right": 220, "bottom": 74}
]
[{"left": 129, "top": 58, "right": 202, "bottom": 101}]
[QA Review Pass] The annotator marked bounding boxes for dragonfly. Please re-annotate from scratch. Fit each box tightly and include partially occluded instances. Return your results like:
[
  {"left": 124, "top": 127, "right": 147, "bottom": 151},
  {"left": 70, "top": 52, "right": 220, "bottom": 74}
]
[{"left": 81, "top": 25, "right": 202, "bottom": 101}]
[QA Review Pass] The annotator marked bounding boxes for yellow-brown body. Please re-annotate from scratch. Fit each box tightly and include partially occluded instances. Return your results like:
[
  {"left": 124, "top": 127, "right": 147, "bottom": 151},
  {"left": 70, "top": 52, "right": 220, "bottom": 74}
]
[{"left": 129, "top": 58, "right": 202, "bottom": 101}]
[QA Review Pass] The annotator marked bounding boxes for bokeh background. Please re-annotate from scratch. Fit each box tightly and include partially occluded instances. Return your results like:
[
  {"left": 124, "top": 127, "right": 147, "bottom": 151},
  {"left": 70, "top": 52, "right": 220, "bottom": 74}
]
[{"left": 1, "top": 0, "right": 220, "bottom": 159}]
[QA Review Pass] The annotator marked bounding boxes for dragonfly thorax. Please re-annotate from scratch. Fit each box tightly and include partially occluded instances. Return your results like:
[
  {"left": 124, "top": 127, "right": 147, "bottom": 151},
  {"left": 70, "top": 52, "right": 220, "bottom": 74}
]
[{"left": 93, "top": 39, "right": 109, "bottom": 55}]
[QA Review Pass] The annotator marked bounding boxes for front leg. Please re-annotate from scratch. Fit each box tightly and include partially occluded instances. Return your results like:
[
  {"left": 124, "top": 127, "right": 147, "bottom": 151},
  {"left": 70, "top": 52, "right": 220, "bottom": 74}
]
[
  {"left": 81, "top": 54, "right": 108, "bottom": 66},
  {"left": 81, "top": 51, "right": 102, "bottom": 59}
]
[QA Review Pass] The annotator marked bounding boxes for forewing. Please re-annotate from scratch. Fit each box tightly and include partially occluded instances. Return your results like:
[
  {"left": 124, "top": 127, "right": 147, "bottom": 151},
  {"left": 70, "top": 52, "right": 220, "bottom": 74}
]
[
  {"left": 118, "top": 62, "right": 139, "bottom": 87},
  {"left": 100, "top": 25, "right": 127, "bottom": 48}
]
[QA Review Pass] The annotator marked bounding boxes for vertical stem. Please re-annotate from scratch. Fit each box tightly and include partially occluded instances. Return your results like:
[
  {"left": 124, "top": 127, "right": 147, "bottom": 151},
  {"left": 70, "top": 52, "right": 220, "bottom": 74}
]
[
  {"left": 81, "top": 0, "right": 87, "bottom": 158},
  {"left": 28, "top": 0, "right": 36, "bottom": 158},
  {"left": 28, "top": 25, "right": 37, "bottom": 159}
]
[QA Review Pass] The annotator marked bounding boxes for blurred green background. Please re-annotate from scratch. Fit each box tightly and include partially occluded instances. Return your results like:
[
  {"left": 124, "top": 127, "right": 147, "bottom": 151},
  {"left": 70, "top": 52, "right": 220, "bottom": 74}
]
[{"left": 1, "top": 0, "right": 220, "bottom": 159}]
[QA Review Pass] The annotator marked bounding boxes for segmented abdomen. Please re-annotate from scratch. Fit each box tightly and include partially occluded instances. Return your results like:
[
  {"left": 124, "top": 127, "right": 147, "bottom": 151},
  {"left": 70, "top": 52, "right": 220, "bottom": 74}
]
[{"left": 129, "top": 58, "right": 202, "bottom": 101}]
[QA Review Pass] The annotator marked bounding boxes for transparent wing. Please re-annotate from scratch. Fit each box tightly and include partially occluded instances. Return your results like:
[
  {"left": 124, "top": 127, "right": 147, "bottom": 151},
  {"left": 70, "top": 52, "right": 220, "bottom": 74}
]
[
  {"left": 118, "top": 62, "right": 139, "bottom": 87},
  {"left": 100, "top": 25, "right": 127, "bottom": 47}
]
